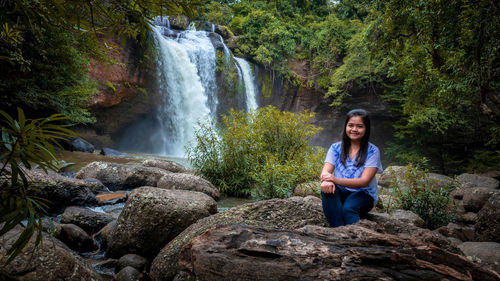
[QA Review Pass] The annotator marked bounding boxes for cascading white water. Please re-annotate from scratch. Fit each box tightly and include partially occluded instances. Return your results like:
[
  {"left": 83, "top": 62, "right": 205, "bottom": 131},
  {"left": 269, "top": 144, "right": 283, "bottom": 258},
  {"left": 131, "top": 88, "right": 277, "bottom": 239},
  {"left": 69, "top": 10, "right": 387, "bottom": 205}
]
[
  {"left": 234, "top": 57, "right": 258, "bottom": 111},
  {"left": 150, "top": 24, "right": 216, "bottom": 157}
]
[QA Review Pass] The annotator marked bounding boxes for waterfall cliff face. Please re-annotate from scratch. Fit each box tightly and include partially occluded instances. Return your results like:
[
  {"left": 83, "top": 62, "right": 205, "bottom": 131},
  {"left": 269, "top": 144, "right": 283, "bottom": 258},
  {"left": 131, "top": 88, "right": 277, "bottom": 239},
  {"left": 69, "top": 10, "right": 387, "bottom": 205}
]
[{"left": 114, "top": 21, "right": 260, "bottom": 157}]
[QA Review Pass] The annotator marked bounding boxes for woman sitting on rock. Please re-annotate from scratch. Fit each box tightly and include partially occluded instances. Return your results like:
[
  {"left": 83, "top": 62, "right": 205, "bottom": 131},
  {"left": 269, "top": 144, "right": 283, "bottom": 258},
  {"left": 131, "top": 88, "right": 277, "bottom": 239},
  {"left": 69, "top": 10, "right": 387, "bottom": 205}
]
[{"left": 320, "top": 109, "right": 383, "bottom": 227}]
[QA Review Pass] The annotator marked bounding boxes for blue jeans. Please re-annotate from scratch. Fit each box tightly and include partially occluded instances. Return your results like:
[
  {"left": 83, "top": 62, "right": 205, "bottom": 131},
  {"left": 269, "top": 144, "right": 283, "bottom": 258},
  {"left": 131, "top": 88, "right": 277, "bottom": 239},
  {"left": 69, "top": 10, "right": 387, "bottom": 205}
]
[{"left": 321, "top": 185, "right": 374, "bottom": 227}]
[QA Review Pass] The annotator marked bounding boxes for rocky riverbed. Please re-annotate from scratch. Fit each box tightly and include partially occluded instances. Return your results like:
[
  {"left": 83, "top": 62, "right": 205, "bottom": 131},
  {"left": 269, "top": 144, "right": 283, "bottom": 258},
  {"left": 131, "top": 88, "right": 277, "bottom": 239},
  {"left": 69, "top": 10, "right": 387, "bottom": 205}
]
[{"left": 1, "top": 152, "right": 500, "bottom": 281}]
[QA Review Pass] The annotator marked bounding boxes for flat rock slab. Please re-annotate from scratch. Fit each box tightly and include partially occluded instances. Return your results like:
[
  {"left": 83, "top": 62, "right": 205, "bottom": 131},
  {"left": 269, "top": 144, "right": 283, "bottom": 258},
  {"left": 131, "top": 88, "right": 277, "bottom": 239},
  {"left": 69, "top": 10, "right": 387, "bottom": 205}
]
[{"left": 177, "top": 224, "right": 500, "bottom": 281}]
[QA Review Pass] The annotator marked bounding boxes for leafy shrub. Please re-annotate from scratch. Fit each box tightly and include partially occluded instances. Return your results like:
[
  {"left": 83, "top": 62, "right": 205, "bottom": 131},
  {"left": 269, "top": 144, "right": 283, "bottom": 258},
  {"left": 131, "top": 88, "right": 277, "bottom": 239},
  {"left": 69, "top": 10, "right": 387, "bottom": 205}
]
[
  {"left": 387, "top": 163, "right": 455, "bottom": 229},
  {"left": 187, "top": 106, "right": 325, "bottom": 199},
  {"left": 0, "top": 108, "right": 75, "bottom": 264}
]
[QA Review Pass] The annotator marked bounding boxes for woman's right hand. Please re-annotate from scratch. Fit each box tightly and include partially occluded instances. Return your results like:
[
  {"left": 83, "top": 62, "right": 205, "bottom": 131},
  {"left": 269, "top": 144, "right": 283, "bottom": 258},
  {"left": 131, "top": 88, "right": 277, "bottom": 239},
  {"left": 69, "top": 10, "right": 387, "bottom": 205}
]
[{"left": 321, "top": 181, "right": 335, "bottom": 194}]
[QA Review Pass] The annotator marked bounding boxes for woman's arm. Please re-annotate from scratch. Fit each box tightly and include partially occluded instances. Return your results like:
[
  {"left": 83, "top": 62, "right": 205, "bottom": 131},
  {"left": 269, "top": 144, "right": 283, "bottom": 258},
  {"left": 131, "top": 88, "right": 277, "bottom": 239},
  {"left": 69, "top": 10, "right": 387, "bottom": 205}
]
[
  {"left": 320, "top": 163, "right": 335, "bottom": 194},
  {"left": 327, "top": 167, "right": 378, "bottom": 189}
]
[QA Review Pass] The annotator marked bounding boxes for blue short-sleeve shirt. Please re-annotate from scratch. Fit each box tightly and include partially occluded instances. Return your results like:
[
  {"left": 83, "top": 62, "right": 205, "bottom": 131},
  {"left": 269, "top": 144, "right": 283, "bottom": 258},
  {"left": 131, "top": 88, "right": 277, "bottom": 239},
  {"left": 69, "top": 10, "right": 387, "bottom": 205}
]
[{"left": 325, "top": 141, "right": 383, "bottom": 204}]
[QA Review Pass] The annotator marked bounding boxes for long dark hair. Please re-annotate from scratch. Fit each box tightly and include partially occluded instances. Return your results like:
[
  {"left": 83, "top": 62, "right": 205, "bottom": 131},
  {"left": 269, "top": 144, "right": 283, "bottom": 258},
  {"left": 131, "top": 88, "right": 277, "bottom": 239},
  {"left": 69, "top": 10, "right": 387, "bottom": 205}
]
[{"left": 340, "top": 109, "right": 371, "bottom": 167}]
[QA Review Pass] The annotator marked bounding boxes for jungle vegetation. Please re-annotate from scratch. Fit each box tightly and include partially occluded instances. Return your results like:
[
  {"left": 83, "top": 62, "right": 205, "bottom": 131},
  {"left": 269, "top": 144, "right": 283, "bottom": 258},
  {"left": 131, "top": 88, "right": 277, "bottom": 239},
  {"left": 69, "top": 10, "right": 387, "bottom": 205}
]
[{"left": 198, "top": 0, "right": 500, "bottom": 174}]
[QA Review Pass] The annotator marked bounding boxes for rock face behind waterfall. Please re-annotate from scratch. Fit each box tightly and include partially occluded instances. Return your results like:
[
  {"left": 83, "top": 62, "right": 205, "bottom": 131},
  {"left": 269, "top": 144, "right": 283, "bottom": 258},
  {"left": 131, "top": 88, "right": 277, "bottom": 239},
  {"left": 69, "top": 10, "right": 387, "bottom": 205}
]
[
  {"left": 106, "top": 187, "right": 217, "bottom": 259},
  {"left": 177, "top": 224, "right": 500, "bottom": 281}
]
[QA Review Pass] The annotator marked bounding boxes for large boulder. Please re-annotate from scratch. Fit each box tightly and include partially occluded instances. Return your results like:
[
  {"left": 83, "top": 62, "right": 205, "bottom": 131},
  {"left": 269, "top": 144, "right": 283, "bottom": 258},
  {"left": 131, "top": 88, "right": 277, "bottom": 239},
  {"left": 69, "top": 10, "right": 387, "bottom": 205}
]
[
  {"left": 458, "top": 242, "right": 500, "bottom": 274},
  {"left": 0, "top": 226, "right": 103, "bottom": 281},
  {"left": 157, "top": 173, "right": 220, "bottom": 200},
  {"left": 150, "top": 196, "right": 328, "bottom": 281},
  {"left": 60, "top": 206, "right": 116, "bottom": 234},
  {"left": 176, "top": 223, "right": 500, "bottom": 281},
  {"left": 106, "top": 187, "right": 217, "bottom": 259},
  {"left": 142, "top": 159, "right": 189, "bottom": 173},
  {"left": 25, "top": 169, "right": 99, "bottom": 213},
  {"left": 475, "top": 192, "right": 500, "bottom": 242},
  {"left": 75, "top": 162, "right": 171, "bottom": 190},
  {"left": 436, "top": 222, "right": 475, "bottom": 242},
  {"left": 457, "top": 173, "right": 500, "bottom": 190},
  {"left": 378, "top": 166, "right": 454, "bottom": 190},
  {"left": 463, "top": 188, "right": 498, "bottom": 212}
]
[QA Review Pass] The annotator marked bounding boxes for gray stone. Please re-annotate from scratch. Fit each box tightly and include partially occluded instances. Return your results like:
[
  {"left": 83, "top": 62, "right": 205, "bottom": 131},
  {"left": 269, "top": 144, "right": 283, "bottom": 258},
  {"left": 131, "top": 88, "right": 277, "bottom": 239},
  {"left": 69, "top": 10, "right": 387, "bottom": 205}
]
[
  {"left": 76, "top": 161, "right": 171, "bottom": 190},
  {"left": 20, "top": 169, "right": 99, "bottom": 213},
  {"left": 64, "top": 137, "right": 94, "bottom": 153},
  {"left": 366, "top": 209, "right": 426, "bottom": 228},
  {"left": 463, "top": 188, "right": 498, "bottom": 212},
  {"left": 436, "top": 222, "right": 475, "bottom": 242},
  {"left": 115, "top": 266, "right": 141, "bottom": 281},
  {"left": 0, "top": 225, "right": 103, "bottom": 280},
  {"left": 456, "top": 212, "right": 478, "bottom": 225},
  {"left": 107, "top": 187, "right": 217, "bottom": 259},
  {"left": 142, "top": 159, "right": 189, "bottom": 173},
  {"left": 457, "top": 173, "right": 500, "bottom": 190},
  {"left": 117, "top": 254, "right": 149, "bottom": 272},
  {"left": 60, "top": 206, "right": 115, "bottom": 234},
  {"left": 58, "top": 223, "right": 96, "bottom": 252},
  {"left": 475, "top": 192, "right": 500, "bottom": 242},
  {"left": 459, "top": 242, "right": 500, "bottom": 274},
  {"left": 157, "top": 173, "right": 220, "bottom": 200}
]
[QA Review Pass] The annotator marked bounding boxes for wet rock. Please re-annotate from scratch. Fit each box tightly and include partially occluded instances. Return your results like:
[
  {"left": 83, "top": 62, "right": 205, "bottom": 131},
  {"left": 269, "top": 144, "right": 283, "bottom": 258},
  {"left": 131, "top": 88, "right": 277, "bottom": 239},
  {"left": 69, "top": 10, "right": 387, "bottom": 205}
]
[
  {"left": 475, "top": 192, "right": 500, "bottom": 242},
  {"left": 176, "top": 224, "right": 500, "bottom": 281},
  {"left": 0, "top": 225, "right": 103, "bottom": 281},
  {"left": 117, "top": 254, "right": 148, "bottom": 272},
  {"left": 97, "top": 220, "right": 116, "bottom": 250},
  {"left": 457, "top": 173, "right": 500, "bottom": 190},
  {"left": 62, "top": 137, "right": 95, "bottom": 153},
  {"left": 366, "top": 209, "right": 426, "bottom": 228},
  {"left": 157, "top": 173, "right": 220, "bottom": 200},
  {"left": 59, "top": 223, "right": 97, "bottom": 252},
  {"left": 107, "top": 187, "right": 217, "bottom": 259},
  {"left": 293, "top": 181, "right": 320, "bottom": 197},
  {"left": 76, "top": 161, "right": 171, "bottom": 190},
  {"left": 436, "top": 222, "right": 475, "bottom": 242},
  {"left": 115, "top": 266, "right": 142, "bottom": 281},
  {"left": 215, "top": 25, "right": 233, "bottom": 40},
  {"left": 25, "top": 169, "right": 98, "bottom": 213},
  {"left": 60, "top": 206, "right": 115, "bottom": 234},
  {"left": 100, "top": 147, "right": 134, "bottom": 157},
  {"left": 150, "top": 196, "right": 329, "bottom": 281},
  {"left": 142, "top": 159, "right": 189, "bottom": 173},
  {"left": 458, "top": 242, "right": 500, "bottom": 274},
  {"left": 463, "top": 188, "right": 498, "bottom": 212}
]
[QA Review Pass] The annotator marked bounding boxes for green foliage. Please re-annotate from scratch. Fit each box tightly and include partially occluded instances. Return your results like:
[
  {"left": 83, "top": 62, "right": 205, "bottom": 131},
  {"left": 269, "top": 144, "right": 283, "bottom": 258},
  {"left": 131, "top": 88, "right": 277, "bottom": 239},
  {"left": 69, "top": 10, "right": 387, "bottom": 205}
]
[
  {"left": 387, "top": 163, "right": 456, "bottom": 229},
  {"left": 187, "top": 106, "right": 325, "bottom": 199},
  {"left": 0, "top": 108, "right": 76, "bottom": 264}
]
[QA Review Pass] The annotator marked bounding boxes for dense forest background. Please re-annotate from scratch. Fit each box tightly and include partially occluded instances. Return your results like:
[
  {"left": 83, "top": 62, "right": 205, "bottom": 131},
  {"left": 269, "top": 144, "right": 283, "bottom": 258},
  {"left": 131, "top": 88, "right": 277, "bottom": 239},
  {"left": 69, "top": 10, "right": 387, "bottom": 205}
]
[{"left": 1, "top": 0, "right": 499, "bottom": 174}]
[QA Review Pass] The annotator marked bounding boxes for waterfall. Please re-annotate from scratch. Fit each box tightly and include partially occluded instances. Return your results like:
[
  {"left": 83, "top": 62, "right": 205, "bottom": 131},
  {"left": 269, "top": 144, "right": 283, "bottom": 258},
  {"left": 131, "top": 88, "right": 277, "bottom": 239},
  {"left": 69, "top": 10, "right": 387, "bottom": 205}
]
[
  {"left": 234, "top": 57, "right": 258, "bottom": 111},
  {"left": 147, "top": 24, "right": 217, "bottom": 157}
]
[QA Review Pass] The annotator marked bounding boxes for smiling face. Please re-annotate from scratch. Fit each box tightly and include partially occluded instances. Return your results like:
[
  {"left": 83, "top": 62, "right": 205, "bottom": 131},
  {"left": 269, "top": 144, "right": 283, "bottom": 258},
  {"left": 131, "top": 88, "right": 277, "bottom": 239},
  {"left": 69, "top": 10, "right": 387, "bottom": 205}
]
[{"left": 345, "top": 116, "right": 366, "bottom": 142}]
